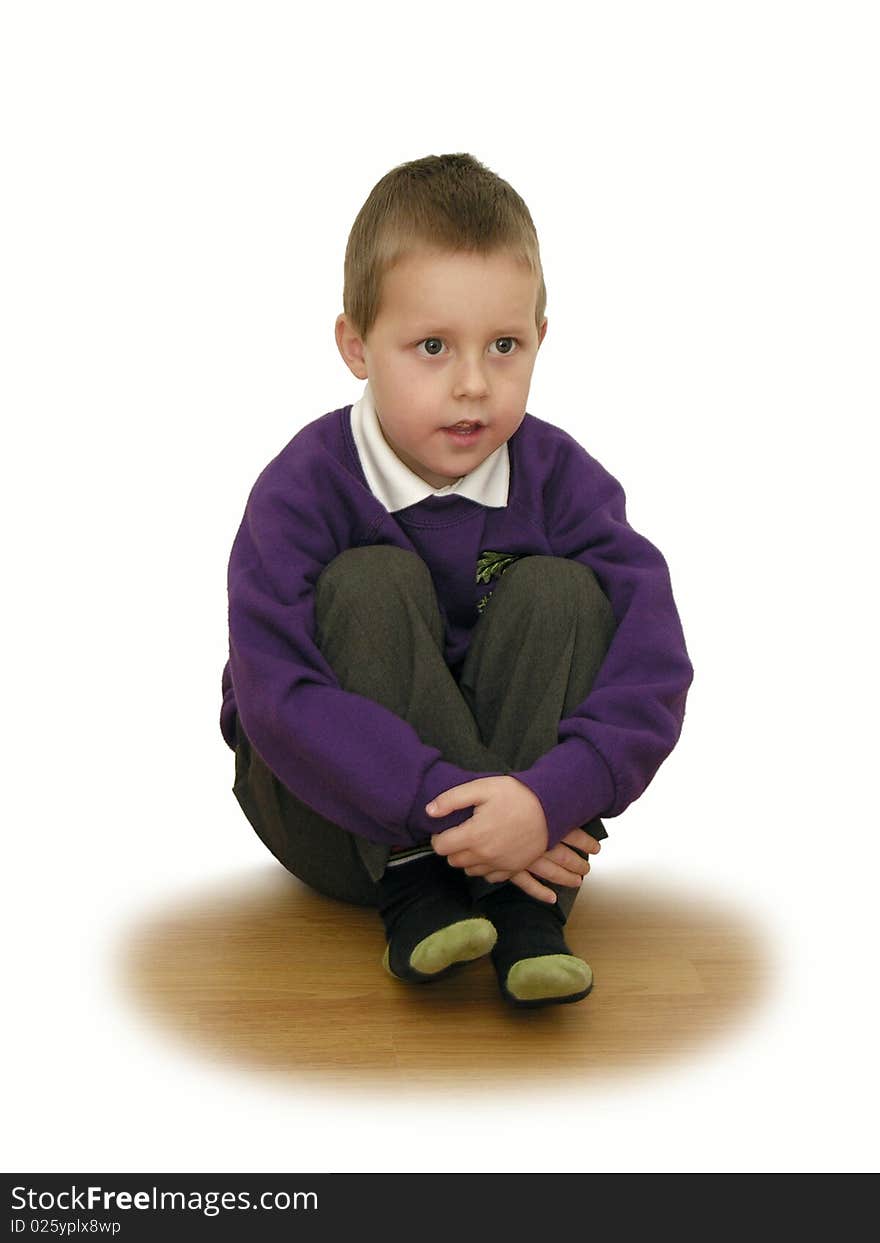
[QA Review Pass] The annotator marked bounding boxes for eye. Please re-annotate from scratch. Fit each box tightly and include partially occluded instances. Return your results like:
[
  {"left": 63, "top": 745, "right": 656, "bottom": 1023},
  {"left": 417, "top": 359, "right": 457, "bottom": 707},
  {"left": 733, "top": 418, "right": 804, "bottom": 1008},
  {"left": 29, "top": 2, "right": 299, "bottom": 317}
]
[
  {"left": 415, "top": 336, "right": 520, "bottom": 357},
  {"left": 416, "top": 337, "right": 447, "bottom": 357}
]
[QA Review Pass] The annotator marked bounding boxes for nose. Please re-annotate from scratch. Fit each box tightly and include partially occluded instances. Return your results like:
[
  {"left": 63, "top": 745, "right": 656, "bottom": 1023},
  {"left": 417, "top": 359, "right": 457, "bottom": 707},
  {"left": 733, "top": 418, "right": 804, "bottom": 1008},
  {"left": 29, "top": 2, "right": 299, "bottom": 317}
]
[{"left": 451, "top": 351, "right": 490, "bottom": 400}]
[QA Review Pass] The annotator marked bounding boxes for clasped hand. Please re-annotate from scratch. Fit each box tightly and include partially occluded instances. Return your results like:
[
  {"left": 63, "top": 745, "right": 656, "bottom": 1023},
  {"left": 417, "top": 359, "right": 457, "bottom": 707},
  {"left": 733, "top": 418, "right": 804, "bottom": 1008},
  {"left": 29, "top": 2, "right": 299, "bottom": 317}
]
[{"left": 427, "top": 775, "right": 601, "bottom": 904}]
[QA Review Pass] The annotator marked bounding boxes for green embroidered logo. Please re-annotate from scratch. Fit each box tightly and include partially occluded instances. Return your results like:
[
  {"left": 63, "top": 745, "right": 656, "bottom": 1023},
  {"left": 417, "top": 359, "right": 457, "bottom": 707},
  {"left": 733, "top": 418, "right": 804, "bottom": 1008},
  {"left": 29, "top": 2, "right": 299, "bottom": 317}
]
[{"left": 475, "top": 549, "right": 525, "bottom": 614}]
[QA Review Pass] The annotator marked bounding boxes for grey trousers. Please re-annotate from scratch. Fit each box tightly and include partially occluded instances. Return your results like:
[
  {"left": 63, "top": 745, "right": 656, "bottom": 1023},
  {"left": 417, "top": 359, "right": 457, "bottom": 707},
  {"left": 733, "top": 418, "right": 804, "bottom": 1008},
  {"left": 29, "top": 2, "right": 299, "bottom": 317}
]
[{"left": 232, "top": 547, "right": 616, "bottom": 921}]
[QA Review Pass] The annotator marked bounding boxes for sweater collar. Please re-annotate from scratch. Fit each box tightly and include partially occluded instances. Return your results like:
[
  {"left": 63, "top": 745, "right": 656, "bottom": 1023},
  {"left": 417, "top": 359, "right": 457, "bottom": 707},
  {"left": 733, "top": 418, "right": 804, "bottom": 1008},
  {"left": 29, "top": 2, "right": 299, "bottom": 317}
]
[{"left": 349, "top": 380, "right": 510, "bottom": 514}]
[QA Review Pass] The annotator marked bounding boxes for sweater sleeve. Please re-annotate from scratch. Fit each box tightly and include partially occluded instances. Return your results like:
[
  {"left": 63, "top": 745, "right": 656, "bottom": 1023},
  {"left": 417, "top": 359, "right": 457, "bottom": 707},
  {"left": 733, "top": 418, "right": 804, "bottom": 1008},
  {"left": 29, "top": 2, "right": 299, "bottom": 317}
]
[
  {"left": 509, "top": 440, "right": 695, "bottom": 848},
  {"left": 226, "top": 457, "right": 508, "bottom": 847}
]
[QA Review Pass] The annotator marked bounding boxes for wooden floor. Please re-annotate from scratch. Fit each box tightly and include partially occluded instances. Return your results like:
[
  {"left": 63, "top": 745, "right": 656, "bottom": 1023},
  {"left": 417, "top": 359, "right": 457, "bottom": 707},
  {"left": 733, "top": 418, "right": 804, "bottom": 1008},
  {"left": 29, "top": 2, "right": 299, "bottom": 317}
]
[{"left": 117, "top": 868, "right": 773, "bottom": 1091}]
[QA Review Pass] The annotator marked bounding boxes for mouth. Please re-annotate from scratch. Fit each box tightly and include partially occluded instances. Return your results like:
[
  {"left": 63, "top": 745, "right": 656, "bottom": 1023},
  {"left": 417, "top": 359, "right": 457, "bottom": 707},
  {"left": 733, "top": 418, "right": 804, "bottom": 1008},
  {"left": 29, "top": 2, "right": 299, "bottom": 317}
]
[{"left": 442, "top": 421, "right": 485, "bottom": 442}]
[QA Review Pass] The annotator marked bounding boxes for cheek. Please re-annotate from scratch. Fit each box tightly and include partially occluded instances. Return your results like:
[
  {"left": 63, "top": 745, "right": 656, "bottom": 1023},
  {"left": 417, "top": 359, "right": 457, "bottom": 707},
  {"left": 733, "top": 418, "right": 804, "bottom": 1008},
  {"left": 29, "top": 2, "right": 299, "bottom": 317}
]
[
  {"left": 402, "top": 395, "right": 442, "bottom": 436},
  {"left": 389, "top": 369, "right": 431, "bottom": 412}
]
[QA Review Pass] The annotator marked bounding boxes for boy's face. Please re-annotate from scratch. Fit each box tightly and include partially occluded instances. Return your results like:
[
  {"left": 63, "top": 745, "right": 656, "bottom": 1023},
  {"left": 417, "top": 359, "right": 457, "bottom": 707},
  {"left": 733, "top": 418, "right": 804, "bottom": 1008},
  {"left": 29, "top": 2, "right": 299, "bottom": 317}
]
[{"left": 335, "top": 247, "right": 547, "bottom": 490}]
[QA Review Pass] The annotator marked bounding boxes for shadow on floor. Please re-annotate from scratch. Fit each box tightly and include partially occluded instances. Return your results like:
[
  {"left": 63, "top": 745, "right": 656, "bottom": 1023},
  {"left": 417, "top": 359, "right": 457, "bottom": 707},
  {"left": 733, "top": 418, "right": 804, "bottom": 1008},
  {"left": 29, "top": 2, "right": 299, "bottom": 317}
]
[{"left": 114, "top": 866, "right": 776, "bottom": 1092}]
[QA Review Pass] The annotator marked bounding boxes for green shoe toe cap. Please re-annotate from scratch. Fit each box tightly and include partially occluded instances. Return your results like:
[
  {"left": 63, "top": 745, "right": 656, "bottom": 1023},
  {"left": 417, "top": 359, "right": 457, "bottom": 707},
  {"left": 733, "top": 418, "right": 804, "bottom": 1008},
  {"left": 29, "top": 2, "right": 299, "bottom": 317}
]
[
  {"left": 409, "top": 917, "right": 497, "bottom": 975},
  {"left": 506, "top": 954, "right": 593, "bottom": 1002}
]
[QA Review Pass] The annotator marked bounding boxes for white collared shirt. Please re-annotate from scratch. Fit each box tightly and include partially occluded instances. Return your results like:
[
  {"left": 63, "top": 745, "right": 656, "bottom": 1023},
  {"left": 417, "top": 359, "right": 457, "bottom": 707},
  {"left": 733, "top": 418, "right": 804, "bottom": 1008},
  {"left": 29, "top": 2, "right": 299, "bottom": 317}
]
[{"left": 349, "top": 380, "right": 510, "bottom": 513}]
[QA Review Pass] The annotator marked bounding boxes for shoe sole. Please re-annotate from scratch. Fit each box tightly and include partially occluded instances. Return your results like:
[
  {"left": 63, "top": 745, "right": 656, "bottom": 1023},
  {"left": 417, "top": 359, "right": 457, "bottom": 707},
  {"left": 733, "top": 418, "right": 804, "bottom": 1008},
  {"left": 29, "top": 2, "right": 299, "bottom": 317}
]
[{"left": 501, "top": 982, "right": 593, "bottom": 1009}]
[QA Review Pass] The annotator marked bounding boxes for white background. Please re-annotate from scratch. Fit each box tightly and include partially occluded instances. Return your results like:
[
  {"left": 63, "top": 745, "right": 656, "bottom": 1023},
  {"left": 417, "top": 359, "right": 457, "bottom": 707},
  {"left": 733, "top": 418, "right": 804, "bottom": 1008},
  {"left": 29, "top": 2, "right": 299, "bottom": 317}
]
[{"left": 2, "top": 0, "right": 877, "bottom": 1173}]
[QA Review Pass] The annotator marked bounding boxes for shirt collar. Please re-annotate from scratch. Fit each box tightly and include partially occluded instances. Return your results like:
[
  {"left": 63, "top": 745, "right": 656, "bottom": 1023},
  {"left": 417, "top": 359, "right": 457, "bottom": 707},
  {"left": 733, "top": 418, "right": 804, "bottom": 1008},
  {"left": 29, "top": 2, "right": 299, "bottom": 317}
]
[{"left": 349, "top": 380, "right": 510, "bottom": 513}]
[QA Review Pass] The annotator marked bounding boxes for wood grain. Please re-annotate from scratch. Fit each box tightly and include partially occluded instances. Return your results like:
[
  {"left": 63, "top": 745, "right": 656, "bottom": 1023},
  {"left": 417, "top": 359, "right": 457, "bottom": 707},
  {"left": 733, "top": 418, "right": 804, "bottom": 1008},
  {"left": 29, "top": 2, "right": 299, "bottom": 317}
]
[{"left": 116, "top": 868, "right": 773, "bottom": 1090}]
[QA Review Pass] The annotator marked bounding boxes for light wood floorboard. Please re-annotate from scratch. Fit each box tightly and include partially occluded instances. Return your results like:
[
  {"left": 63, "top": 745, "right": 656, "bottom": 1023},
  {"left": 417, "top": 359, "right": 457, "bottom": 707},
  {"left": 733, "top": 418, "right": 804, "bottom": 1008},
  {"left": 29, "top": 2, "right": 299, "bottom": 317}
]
[{"left": 116, "top": 869, "right": 773, "bottom": 1091}]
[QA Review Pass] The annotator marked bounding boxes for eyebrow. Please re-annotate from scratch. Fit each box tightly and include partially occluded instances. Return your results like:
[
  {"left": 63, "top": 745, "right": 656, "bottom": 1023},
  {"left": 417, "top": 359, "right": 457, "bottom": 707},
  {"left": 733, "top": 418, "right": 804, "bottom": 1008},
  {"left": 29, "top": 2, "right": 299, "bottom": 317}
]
[{"left": 408, "top": 324, "right": 531, "bottom": 336}]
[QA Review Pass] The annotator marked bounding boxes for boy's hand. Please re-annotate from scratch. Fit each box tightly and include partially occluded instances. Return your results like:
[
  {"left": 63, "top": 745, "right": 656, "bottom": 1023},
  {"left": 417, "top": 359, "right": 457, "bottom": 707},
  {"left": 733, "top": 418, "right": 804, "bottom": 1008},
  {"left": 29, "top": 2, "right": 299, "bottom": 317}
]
[
  {"left": 427, "top": 776, "right": 549, "bottom": 877},
  {"left": 474, "top": 828, "right": 602, "bottom": 904}
]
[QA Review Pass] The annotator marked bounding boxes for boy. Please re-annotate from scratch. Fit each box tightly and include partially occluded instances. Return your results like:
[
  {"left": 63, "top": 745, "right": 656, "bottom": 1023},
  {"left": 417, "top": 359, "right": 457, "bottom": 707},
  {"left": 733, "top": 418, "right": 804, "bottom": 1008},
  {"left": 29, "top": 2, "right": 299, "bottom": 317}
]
[{"left": 220, "top": 153, "right": 694, "bottom": 1009}]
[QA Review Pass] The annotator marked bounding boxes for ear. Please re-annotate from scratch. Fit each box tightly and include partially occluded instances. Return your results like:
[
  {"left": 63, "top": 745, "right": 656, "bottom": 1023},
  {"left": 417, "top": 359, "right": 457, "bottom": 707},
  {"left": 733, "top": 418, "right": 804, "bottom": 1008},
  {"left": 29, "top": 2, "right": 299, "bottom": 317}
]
[
  {"left": 537, "top": 317, "right": 548, "bottom": 348},
  {"left": 335, "top": 313, "right": 369, "bottom": 380}
]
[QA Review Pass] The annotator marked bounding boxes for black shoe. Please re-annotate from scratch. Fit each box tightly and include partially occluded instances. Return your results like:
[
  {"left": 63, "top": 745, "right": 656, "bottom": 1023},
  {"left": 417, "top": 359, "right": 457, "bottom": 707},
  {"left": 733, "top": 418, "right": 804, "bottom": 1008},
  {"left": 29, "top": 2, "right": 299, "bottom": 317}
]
[
  {"left": 471, "top": 882, "right": 593, "bottom": 1008},
  {"left": 376, "top": 851, "right": 497, "bottom": 983}
]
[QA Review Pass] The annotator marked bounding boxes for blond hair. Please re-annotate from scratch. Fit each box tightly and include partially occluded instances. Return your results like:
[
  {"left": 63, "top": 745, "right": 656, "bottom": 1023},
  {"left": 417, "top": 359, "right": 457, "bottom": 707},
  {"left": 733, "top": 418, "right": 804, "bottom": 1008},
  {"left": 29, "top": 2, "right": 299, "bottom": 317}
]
[{"left": 342, "top": 153, "right": 546, "bottom": 341}]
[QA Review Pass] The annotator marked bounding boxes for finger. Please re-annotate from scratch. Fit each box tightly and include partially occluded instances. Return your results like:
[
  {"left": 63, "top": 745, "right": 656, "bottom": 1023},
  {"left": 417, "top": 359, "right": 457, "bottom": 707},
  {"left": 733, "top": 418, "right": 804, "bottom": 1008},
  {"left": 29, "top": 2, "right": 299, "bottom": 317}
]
[
  {"left": 560, "top": 828, "right": 602, "bottom": 855},
  {"left": 532, "top": 857, "right": 587, "bottom": 887},
  {"left": 557, "top": 847, "right": 592, "bottom": 875},
  {"left": 446, "top": 850, "right": 483, "bottom": 868},
  {"left": 485, "top": 870, "right": 515, "bottom": 883},
  {"left": 425, "top": 782, "right": 487, "bottom": 819},
  {"left": 463, "top": 865, "right": 491, "bottom": 877},
  {"left": 545, "top": 844, "right": 591, "bottom": 875},
  {"left": 510, "top": 871, "right": 557, "bottom": 904},
  {"left": 430, "top": 828, "right": 474, "bottom": 856},
  {"left": 529, "top": 857, "right": 586, "bottom": 888}
]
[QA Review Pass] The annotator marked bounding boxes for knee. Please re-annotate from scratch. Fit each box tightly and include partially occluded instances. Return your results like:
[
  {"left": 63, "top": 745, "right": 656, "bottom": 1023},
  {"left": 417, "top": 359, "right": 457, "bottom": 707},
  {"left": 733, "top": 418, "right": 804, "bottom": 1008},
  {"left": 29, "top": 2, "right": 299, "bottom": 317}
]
[
  {"left": 316, "top": 545, "right": 432, "bottom": 606},
  {"left": 506, "top": 556, "right": 615, "bottom": 628},
  {"left": 506, "top": 554, "right": 598, "bottom": 595}
]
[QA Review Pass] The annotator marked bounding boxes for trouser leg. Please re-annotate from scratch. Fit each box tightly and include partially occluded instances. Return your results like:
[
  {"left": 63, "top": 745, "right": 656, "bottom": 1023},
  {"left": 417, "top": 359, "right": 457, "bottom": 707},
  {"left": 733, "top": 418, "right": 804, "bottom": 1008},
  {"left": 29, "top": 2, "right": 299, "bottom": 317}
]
[
  {"left": 457, "top": 553, "right": 616, "bottom": 920},
  {"left": 232, "top": 710, "right": 382, "bottom": 906},
  {"left": 232, "top": 545, "right": 508, "bottom": 906},
  {"left": 309, "top": 546, "right": 512, "bottom": 884},
  {"left": 232, "top": 546, "right": 616, "bottom": 919}
]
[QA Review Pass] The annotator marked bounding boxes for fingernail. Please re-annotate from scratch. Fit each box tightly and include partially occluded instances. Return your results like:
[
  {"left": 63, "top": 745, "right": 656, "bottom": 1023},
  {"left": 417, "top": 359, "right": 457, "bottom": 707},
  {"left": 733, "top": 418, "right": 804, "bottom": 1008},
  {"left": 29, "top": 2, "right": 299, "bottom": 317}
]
[{"left": 426, "top": 802, "right": 437, "bottom": 814}]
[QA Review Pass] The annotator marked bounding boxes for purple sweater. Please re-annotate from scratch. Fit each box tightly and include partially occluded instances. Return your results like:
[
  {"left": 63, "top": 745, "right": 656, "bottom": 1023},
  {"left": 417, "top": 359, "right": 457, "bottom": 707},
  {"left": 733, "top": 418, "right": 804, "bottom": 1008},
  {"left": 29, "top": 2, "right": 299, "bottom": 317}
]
[{"left": 220, "top": 403, "right": 694, "bottom": 849}]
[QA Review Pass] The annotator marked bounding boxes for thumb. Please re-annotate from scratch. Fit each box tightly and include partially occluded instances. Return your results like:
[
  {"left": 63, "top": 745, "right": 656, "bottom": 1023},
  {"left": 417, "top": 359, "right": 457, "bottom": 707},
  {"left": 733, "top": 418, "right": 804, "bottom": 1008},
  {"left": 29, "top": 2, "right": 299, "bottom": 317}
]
[{"left": 425, "top": 780, "right": 486, "bottom": 817}]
